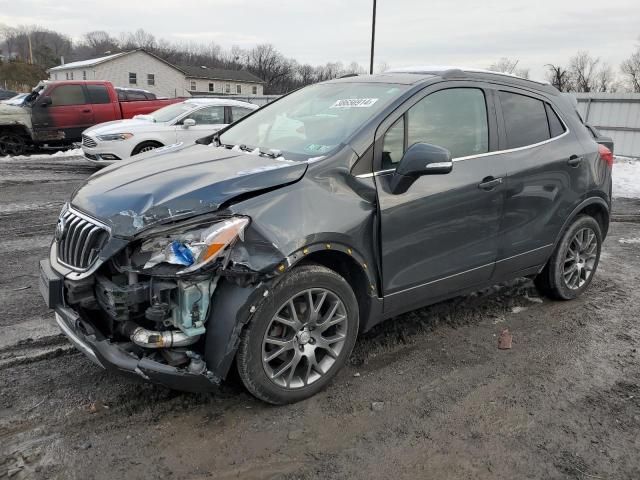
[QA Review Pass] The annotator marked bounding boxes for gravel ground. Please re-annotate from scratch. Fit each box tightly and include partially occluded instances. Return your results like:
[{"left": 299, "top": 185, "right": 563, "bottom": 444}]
[{"left": 1, "top": 154, "right": 639, "bottom": 480}]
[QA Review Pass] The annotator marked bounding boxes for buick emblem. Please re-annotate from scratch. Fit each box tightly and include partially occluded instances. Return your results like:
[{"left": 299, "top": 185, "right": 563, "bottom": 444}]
[{"left": 55, "top": 217, "right": 67, "bottom": 242}]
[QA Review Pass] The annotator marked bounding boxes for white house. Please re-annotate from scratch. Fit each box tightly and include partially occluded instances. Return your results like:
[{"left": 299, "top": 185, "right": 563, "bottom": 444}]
[{"left": 48, "top": 49, "right": 265, "bottom": 98}]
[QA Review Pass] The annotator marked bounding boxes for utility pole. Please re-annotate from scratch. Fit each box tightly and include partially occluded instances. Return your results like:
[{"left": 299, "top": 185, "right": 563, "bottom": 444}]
[
  {"left": 27, "top": 33, "right": 33, "bottom": 64},
  {"left": 369, "top": 0, "right": 377, "bottom": 74}
]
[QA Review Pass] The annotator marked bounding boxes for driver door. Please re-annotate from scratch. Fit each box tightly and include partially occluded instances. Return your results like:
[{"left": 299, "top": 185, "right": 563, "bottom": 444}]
[
  {"left": 175, "top": 105, "right": 226, "bottom": 144},
  {"left": 376, "top": 85, "right": 508, "bottom": 315}
]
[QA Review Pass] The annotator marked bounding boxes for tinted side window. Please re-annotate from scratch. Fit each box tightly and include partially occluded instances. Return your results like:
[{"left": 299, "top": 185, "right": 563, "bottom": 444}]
[
  {"left": 407, "top": 88, "right": 489, "bottom": 159},
  {"left": 231, "top": 107, "right": 253, "bottom": 122},
  {"left": 86, "top": 85, "right": 110, "bottom": 104},
  {"left": 185, "top": 106, "right": 225, "bottom": 124},
  {"left": 127, "top": 91, "right": 147, "bottom": 101},
  {"left": 545, "top": 104, "right": 566, "bottom": 138},
  {"left": 49, "top": 85, "right": 87, "bottom": 106},
  {"left": 499, "top": 91, "right": 550, "bottom": 148}
]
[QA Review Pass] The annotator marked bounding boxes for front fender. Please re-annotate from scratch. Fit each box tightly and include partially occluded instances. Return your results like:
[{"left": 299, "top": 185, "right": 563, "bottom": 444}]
[{"left": 204, "top": 278, "right": 273, "bottom": 379}]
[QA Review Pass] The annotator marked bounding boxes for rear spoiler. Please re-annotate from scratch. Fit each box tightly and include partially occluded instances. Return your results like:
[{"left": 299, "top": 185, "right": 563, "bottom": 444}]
[{"left": 585, "top": 124, "right": 614, "bottom": 154}]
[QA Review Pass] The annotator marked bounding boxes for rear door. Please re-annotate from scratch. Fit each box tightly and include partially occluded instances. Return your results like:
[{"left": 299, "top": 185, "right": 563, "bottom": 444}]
[
  {"left": 32, "top": 84, "right": 94, "bottom": 142},
  {"left": 175, "top": 105, "right": 226, "bottom": 144},
  {"left": 86, "top": 84, "right": 119, "bottom": 125},
  {"left": 376, "top": 84, "right": 508, "bottom": 315},
  {"left": 492, "top": 88, "right": 588, "bottom": 278}
]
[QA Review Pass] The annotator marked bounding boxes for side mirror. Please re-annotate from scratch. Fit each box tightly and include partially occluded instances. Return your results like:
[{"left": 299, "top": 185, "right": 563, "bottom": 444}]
[
  {"left": 390, "top": 143, "right": 453, "bottom": 194},
  {"left": 40, "top": 96, "right": 52, "bottom": 107},
  {"left": 182, "top": 118, "right": 196, "bottom": 128}
]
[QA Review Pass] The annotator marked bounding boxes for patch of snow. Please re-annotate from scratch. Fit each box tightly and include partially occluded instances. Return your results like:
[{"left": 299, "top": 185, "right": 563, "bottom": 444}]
[
  {"left": 613, "top": 156, "right": 640, "bottom": 199},
  {"left": 511, "top": 306, "right": 528, "bottom": 314},
  {"left": 8, "top": 148, "right": 83, "bottom": 161}
]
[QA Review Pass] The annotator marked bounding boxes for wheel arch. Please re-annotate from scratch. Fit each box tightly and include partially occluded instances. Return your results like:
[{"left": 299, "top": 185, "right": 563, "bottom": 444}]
[
  {"left": 203, "top": 242, "right": 382, "bottom": 380},
  {"left": 131, "top": 139, "right": 164, "bottom": 156},
  {"left": 553, "top": 196, "right": 610, "bottom": 252}
]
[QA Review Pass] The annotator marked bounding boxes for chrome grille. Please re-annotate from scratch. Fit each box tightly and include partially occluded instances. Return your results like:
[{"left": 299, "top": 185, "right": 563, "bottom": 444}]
[
  {"left": 82, "top": 134, "right": 97, "bottom": 148},
  {"left": 56, "top": 210, "right": 108, "bottom": 270}
]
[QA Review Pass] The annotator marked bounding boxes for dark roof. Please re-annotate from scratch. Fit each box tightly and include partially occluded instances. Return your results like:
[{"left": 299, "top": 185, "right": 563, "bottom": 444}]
[
  {"left": 330, "top": 69, "right": 558, "bottom": 96},
  {"left": 179, "top": 66, "right": 264, "bottom": 84}
]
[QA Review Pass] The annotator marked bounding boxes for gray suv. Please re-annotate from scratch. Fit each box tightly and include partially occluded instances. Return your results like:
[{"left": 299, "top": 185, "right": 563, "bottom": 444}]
[{"left": 40, "top": 67, "right": 613, "bottom": 404}]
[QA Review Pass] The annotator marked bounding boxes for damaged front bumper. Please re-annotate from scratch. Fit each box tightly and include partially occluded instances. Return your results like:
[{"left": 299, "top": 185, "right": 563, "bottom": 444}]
[{"left": 41, "top": 259, "right": 220, "bottom": 393}]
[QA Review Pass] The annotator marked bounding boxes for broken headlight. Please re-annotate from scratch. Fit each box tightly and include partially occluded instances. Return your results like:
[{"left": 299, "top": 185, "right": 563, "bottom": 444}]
[{"left": 140, "top": 217, "right": 249, "bottom": 275}]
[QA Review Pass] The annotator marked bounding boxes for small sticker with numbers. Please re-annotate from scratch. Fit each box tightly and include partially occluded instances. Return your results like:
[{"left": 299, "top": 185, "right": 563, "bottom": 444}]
[{"left": 330, "top": 98, "right": 379, "bottom": 108}]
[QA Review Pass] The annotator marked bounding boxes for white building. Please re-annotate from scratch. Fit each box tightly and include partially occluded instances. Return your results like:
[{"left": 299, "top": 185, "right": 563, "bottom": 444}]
[{"left": 48, "top": 49, "right": 265, "bottom": 98}]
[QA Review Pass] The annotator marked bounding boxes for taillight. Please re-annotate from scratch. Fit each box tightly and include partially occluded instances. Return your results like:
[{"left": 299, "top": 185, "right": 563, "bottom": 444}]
[{"left": 598, "top": 144, "right": 613, "bottom": 168}]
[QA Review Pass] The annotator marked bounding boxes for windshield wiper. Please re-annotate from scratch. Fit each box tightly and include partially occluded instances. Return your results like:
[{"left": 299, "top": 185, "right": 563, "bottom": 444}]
[{"left": 259, "top": 149, "right": 282, "bottom": 159}]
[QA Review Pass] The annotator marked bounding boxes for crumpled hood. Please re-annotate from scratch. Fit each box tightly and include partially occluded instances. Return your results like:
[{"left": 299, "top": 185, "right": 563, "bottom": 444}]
[{"left": 71, "top": 143, "right": 307, "bottom": 237}]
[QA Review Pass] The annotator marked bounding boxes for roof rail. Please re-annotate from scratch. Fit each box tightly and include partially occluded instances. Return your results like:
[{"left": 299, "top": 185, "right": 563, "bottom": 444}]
[{"left": 385, "top": 66, "right": 550, "bottom": 85}]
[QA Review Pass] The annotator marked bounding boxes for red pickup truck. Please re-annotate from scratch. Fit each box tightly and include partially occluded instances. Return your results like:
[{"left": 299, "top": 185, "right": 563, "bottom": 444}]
[{"left": 0, "top": 80, "right": 183, "bottom": 156}]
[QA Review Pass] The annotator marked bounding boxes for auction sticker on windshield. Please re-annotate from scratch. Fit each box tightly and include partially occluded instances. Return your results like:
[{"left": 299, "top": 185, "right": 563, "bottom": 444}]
[{"left": 330, "top": 98, "right": 379, "bottom": 108}]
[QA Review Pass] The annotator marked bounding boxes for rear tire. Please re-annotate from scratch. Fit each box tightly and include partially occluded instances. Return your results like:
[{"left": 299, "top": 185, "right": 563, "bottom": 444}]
[
  {"left": 535, "top": 215, "right": 602, "bottom": 300},
  {"left": 236, "top": 264, "right": 359, "bottom": 405},
  {"left": 131, "top": 141, "right": 163, "bottom": 156}
]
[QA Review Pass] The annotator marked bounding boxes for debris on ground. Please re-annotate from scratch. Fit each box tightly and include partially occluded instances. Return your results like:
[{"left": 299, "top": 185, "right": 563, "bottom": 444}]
[
  {"left": 498, "top": 329, "right": 513, "bottom": 350},
  {"left": 353, "top": 372, "right": 361, "bottom": 377},
  {"left": 371, "top": 402, "right": 385, "bottom": 411},
  {"left": 524, "top": 295, "right": 544, "bottom": 304},
  {"left": 512, "top": 306, "right": 528, "bottom": 314},
  {"left": 87, "top": 400, "right": 108, "bottom": 414}
]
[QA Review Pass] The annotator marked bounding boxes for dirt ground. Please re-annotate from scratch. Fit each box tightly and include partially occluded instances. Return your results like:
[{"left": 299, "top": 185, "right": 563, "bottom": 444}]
[{"left": 1, "top": 154, "right": 639, "bottom": 480}]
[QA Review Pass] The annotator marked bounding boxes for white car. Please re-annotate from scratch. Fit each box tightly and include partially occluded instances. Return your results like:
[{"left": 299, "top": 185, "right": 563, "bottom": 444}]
[
  {"left": 1, "top": 93, "right": 28, "bottom": 105},
  {"left": 81, "top": 98, "right": 258, "bottom": 165}
]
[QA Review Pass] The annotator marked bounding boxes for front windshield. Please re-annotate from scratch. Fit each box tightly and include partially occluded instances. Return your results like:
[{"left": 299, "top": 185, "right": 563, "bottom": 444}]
[
  {"left": 149, "top": 102, "right": 197, "bottom": 123},
  {"left": 219, "top": 82, "right": 408, "bottom": 159}
]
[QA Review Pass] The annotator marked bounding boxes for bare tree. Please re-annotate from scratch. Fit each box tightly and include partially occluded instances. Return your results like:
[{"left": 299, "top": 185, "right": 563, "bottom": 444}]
[
  {"left": 569, "top": 51, "right": 599, "bottom": 92},
  {"left": 545, "top": 64, "right": 572, "bottom": 91},
  {"left": 594, "top": 63, "right": 616, "bottom": 92},
  {"left": 344, "top": 61, "right": 366, "bottom": 75},
  {"left": 81, "top": 31, "right": 119, "bottom": 57},
  {"left": 375, "top": 61, "right": 389, "bottom": 74},
  {"left": 488, "top": 57, "right": 519, "bottom": 74},
  {"left": 245, "top": 44, "right": 293, "bottom": 93},
  {"left": 621, "top": 48, "right": 640, "bottom": 93}
]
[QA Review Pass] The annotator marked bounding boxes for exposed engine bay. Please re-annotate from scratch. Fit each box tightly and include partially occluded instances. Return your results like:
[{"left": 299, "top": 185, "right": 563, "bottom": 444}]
[{"left": 59, "top": 213, "right": 254, "bottom": 379}]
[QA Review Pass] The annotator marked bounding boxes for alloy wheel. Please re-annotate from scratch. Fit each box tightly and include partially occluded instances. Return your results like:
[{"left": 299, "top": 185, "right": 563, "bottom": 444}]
[
  {"left": 0, "top": 134, "right": 26, "bottom": 156},
  {"left": 262, "top": 288, "right": 348, "bottom": 389},
  {"left": 562, "top": 227, "right": 598, "bottom": 290}
]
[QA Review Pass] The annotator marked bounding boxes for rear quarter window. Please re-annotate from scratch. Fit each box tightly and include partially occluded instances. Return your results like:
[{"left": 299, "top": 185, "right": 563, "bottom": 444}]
[
  {"left": 545, "top": 104, "right": 566, "bottom": 138},
  {"left": 498, "top": 91, "right": 550, "bottom": 149}
]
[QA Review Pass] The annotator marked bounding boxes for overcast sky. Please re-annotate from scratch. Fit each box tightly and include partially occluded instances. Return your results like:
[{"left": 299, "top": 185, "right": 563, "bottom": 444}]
[{"left": 1, "top": 0, "right": 638, "bottom": 79}]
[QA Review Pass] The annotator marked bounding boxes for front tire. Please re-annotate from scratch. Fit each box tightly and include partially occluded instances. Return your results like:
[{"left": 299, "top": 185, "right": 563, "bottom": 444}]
[
  {"left": 535, "top": 215, "right": 602, "bottom": 300},
  {"left": 131, "top": 141, "right": 163, "bottom": 156},
  {"left": 0, "top": 133, "right": 26, "bottom": 157},
  {"left": 236, "top": 264, "right": 359, "bottom": 404}
]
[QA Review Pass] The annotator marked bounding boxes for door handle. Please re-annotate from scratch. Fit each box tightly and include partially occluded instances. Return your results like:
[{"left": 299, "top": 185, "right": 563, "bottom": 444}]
[
  {"left": 82, "top": 108, "right": 91, "bottom": 113},
  {"left": 567, "top": 155, "right": 583, "bottom": 167},
  {"left": 478, "top": 176, "right": 503, "bottom": 191}
]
